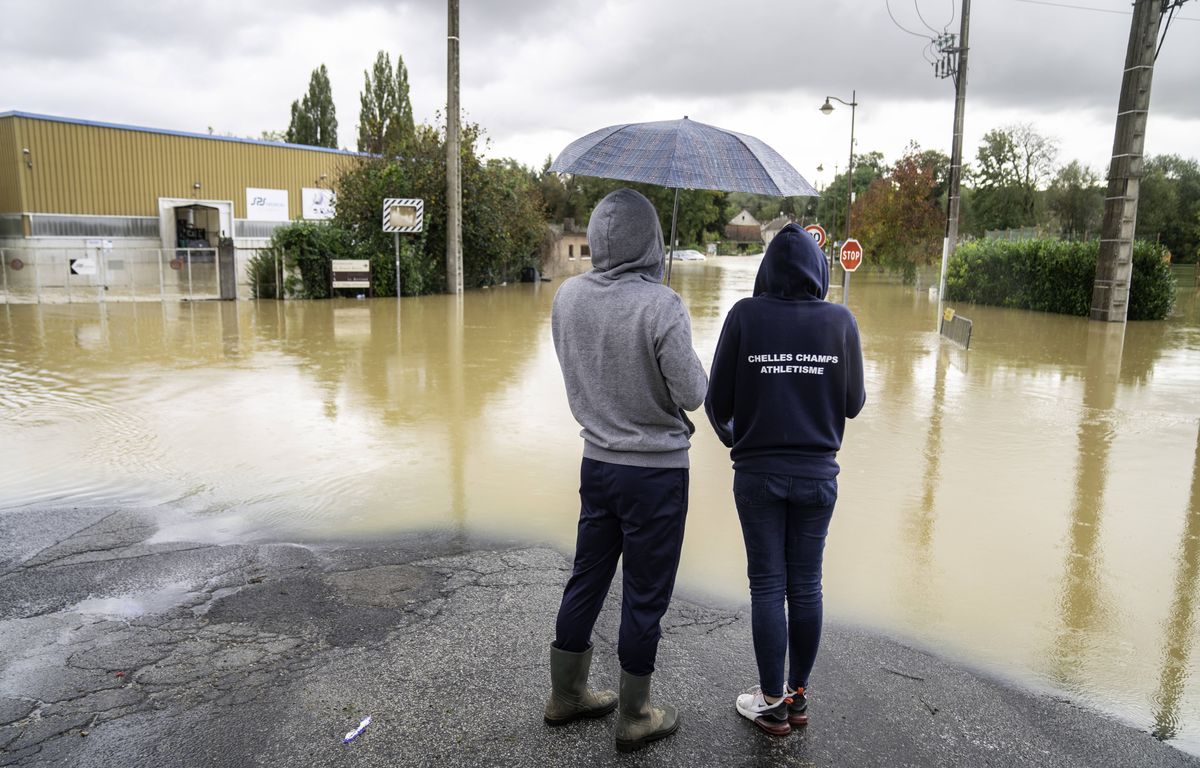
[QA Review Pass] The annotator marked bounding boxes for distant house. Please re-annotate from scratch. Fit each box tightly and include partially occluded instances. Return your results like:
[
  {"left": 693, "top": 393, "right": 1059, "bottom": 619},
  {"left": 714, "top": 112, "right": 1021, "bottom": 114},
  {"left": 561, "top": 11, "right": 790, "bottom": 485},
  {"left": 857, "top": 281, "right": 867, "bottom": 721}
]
[
  {"left": 724, "top": 209, "right": 761, "bottom": 243},
  {"left": 761, "top": 215, "right": 794, "bottom": 247},
  {"left": 540, "top": 218, "right": 590, "bottom": 277}
]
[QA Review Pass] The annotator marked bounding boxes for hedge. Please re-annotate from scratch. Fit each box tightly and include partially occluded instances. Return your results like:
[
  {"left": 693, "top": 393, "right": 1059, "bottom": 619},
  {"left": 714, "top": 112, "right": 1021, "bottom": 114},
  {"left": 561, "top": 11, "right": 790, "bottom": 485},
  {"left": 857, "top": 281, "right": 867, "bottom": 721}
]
[{"left": 945, "top": 239, "right": 1176, "bottom": 320}]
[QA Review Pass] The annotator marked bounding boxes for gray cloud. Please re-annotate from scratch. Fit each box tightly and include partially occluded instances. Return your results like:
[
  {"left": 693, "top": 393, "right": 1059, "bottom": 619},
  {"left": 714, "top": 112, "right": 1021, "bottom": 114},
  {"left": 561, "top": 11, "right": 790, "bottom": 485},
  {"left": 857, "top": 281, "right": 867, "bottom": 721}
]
[{"left": 1, "top": 0, "right": 1196, "bottom": 168}]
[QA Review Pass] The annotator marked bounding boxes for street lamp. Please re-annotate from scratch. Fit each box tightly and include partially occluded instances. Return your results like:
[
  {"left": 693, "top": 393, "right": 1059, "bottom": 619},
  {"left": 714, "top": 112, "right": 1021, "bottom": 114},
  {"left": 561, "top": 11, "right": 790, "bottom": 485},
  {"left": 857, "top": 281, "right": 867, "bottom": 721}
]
[{"left": 820, "top": 90, "right": 857, "bottom": 303}]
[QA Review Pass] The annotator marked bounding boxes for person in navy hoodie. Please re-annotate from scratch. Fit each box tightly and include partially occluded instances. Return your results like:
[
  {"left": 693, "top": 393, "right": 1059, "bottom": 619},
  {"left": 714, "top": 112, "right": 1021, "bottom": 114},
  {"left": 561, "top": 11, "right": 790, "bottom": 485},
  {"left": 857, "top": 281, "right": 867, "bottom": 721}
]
[{"left": 704, "top": 222, "right": 866, "bottom": 736}]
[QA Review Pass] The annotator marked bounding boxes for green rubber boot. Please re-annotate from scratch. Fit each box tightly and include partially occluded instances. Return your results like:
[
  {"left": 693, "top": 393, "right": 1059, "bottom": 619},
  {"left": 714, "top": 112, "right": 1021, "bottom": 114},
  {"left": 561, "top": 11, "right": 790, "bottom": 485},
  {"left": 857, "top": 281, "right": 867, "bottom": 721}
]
[
  {"left": 614, "top": 670, "right": 679, "bottom": 753},
  {"left": 543, "top": 644, "right": 618, "bottom": 726}
]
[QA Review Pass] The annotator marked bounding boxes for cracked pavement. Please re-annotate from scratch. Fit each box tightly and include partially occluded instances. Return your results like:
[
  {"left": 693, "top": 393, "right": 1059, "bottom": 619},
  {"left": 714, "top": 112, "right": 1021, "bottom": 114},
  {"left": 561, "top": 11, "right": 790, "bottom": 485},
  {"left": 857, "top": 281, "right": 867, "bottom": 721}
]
[{"left": 1, "top": 507, "right": 1197, "bottom": 767}]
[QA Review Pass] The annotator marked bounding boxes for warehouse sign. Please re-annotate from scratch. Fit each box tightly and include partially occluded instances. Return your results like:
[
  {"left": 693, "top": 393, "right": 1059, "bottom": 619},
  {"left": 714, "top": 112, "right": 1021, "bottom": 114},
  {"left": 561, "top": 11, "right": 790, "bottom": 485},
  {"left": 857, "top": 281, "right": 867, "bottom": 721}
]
[
  {"left": 303, "top": 188, "right": 335, "bottom": 220},
  {"left": 246, "top": 188, "right": 289, "bottom": 221}
]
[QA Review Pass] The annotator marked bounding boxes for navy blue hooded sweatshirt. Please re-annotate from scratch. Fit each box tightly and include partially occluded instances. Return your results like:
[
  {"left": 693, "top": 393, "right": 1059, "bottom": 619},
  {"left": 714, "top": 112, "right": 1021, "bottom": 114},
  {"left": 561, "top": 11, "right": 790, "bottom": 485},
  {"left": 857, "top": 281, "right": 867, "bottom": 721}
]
[{"left": 704, "top": 223, "right": 866, "bottom": 478}]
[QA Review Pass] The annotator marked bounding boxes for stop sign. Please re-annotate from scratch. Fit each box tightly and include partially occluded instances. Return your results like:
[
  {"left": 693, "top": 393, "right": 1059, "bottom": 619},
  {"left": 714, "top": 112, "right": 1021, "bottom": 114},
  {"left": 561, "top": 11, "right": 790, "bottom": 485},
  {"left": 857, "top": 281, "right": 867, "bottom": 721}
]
[
  {"left": 839, "top": 238, "right": 863, "bottom": 272},
  {"left": 803, "top": 224, "right": 826, "bottom": 249}
]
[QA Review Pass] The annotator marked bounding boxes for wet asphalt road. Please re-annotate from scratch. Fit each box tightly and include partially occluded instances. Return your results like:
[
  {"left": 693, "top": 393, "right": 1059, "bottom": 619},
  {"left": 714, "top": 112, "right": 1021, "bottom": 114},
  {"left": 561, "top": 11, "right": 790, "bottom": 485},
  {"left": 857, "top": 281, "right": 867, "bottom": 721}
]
[{"left": 1, "top": 506, "right": 1197, "bottom": 768}]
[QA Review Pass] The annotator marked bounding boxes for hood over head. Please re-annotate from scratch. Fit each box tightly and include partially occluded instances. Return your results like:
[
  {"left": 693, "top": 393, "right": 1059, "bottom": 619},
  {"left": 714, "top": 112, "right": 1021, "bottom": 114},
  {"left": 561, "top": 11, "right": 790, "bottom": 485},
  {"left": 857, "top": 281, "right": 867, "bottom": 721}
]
[
  {"left": 587, "top": 188, "right": 665, "bottom": 281},
  {"left": 753, "top": 222, "right": 829, "bottom": 300}
]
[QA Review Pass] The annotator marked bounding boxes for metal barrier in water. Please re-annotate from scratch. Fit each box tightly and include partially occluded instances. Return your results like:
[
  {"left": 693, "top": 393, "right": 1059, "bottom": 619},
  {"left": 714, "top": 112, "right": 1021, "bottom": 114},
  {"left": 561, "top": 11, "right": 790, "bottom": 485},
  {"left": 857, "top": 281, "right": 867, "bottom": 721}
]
[{"left": 940, "top": 307, "right": 973, "bottom": 349}]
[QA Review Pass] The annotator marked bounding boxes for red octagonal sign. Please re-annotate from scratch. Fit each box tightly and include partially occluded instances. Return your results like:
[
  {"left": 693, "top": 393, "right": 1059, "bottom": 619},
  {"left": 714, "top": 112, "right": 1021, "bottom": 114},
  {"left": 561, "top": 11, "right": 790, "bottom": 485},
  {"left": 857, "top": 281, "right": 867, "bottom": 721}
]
[{"left": 839, "top": 238, "right": 863, "bottom": 272}]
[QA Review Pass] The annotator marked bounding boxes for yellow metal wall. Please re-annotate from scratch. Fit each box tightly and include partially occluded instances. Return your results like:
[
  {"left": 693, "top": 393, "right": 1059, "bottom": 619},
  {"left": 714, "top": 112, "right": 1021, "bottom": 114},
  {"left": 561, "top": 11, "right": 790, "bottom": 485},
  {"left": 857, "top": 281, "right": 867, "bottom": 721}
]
[
  {"left": 0, "top": 118, "right": 23, "bottom": 214},
  {"left": 1, "top": 115, "right": 363, "bottom": 219}
]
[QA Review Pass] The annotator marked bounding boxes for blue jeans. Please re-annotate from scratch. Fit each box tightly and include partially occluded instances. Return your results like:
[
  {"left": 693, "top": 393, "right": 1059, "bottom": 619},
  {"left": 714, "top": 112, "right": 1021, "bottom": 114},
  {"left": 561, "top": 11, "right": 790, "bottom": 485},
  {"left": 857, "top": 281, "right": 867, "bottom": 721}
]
[
  {"left": 733, "top": 471, "right": 837, "bottom": 698},
  {"left": 555, "top": 458, "right": 689, "bottom": 676}
]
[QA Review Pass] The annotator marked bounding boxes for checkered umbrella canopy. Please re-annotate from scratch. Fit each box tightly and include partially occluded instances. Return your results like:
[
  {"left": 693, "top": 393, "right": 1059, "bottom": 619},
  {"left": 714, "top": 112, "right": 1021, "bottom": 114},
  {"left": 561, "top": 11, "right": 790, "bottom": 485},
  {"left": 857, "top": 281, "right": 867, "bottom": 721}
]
[{"left": 549, "top": 117, "right": 818, "bottom": 197}]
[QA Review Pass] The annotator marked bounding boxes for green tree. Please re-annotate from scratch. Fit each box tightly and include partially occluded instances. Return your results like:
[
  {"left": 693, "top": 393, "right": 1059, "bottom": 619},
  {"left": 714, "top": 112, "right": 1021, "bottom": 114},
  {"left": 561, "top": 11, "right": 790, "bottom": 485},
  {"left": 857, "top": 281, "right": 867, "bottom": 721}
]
[
  {"left": 817, "top": 150, "right": 885, "bottom": 242},
  {"left": 1136, "top": 154, "right": 1200, "bottom": 263},
  {"left": 969, "top": 124, "right": 1057, "bottom": 233},
  {"left": 332, "top": 120, "right": 546, "bottom": 294},
  {"left": 286, "top": 64, "right": 338, "bottom": 148},
  {"left": 356, "top": 51, "right": 416, "bottom": 157},
  {"left": 1046, "top": 161, "right": 1102, "bottom": 240},
  {"left": 852, "top": 144, "right": 944, "bottom": 282}
]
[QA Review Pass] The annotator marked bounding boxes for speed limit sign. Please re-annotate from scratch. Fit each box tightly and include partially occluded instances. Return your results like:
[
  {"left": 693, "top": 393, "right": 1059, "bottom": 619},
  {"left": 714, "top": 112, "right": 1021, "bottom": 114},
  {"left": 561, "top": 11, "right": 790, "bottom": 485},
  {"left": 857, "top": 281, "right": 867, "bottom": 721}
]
[{"left": 803, "top": 224, "right": 827, "bottom": 249}]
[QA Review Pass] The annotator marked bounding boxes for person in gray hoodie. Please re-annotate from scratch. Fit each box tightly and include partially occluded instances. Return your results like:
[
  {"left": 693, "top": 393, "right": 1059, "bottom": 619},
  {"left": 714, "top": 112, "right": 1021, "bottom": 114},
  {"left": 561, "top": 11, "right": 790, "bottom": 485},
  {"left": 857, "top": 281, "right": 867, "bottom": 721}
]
[{"left": 543, "top": 188, "right": 708, "bottom": 753}]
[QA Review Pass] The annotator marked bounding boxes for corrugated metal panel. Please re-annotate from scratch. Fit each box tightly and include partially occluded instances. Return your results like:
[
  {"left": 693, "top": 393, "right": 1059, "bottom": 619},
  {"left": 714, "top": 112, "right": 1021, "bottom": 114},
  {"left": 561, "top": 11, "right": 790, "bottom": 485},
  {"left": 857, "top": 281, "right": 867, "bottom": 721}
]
[
  {"left": 0, "top": 118, "right": 22, "bottom": 213},
  {"left": 0, "top": 214, "right": 22, "bottom": 237},
  {"left": 7, "top": 114, "right": 366, "bottom": 219},
  {"left": 234, "top": 220, "right": 288, "bottom": 239},
  {"left": 28, "top": 214, "right": 159, "bottom": 238}
]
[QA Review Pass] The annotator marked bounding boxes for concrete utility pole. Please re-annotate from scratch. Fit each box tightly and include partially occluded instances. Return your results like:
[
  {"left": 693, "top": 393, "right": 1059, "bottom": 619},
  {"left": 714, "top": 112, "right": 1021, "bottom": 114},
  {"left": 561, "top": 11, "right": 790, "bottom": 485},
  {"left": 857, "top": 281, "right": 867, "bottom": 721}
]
[
  {"left": 937, "top": 0, "right": 970, "bottom": 312},
  {"left": 1090, "top": 0, "right": 1167, "bottom": 323},
  {"left": 445, "top": 0, "right": 463, "bottom": 294}
]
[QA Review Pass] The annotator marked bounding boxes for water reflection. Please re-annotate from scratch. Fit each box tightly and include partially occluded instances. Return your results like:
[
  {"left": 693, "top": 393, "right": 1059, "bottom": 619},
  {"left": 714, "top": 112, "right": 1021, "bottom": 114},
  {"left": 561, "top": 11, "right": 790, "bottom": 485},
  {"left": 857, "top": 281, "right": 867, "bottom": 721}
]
[
  {"left": 900, "top": 343, "right": 961, "bottom": 629},
  {"left": 1152, "top": 425, "right": 1200, "bottom": 740},
  {"left": 1048, "top": 323, "right": 1124, "bottom": 687},
  {"left": 1, "top": 262, "right": 1199, "bottom": 753}
]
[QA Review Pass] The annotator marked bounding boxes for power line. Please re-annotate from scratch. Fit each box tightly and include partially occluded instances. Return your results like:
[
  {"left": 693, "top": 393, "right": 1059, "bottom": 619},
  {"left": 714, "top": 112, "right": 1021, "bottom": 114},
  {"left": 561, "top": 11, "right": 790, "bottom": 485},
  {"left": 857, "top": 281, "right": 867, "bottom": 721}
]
[
  {"left": 886, "top": 0, "right": 935, "bottom": 38},
  {"left": 914, "top": 0, "right": 943, "bottom": 32},
  {"left": 1013, "top": 0, "right": 1198, "bottom": 21}
]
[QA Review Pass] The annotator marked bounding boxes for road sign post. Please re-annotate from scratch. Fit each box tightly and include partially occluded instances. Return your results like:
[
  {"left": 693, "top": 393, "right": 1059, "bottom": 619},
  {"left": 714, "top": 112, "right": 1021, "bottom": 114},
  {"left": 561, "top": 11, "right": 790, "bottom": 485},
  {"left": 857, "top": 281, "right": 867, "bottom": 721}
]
[
  {"left": 383, "top": 198, "right": 425, "bottom": 299},
  {"left": 839, "top": 238, "right": 863, "bottom": 305}
]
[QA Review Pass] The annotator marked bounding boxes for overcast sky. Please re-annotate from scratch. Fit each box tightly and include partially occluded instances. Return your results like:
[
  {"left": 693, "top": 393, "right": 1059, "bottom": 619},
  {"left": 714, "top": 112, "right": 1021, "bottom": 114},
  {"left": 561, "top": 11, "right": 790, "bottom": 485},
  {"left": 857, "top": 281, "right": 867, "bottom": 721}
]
[{"left": 2, "top": 0, "right": 1198, "bottom": 193}]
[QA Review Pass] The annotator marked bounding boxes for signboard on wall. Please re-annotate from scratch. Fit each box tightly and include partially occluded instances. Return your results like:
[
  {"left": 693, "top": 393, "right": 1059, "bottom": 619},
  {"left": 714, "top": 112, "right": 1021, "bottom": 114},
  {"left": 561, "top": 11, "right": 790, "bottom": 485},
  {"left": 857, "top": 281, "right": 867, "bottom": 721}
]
[
  {"left": 302, "top": 188, "right": 336, "bottom": 220},
  {"left": 246, "top": 188, "right": 289, "bottom": 221}
]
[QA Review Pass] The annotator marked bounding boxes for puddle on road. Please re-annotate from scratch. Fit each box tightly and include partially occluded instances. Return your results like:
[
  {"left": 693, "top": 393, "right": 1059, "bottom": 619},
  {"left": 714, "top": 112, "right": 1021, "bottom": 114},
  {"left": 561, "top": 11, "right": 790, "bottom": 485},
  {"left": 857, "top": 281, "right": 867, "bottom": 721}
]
[{"left": 70, "top": 582, "right": 197, "bottom": 619}]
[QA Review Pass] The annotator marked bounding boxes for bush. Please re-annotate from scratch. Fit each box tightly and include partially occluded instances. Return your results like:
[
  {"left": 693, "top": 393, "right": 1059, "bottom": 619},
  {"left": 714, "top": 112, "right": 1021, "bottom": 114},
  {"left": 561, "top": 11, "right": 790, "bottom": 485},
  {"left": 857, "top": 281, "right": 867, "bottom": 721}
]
[
  {"left": 268, "top": 220, "right": 355, "bottom": 299},
  {"left": 945, "top": 238, "right": 1176, "bottom": 320},
  {"left": 246, "top": 249, "right": 283, "bottom": 299}
]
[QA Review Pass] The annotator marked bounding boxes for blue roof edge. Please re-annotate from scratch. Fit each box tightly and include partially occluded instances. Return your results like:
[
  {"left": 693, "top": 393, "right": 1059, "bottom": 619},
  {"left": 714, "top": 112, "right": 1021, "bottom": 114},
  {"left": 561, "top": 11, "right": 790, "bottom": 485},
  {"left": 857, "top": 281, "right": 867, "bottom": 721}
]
[{"left": 0, "top": 110, "right": 376, "bottom": 158}]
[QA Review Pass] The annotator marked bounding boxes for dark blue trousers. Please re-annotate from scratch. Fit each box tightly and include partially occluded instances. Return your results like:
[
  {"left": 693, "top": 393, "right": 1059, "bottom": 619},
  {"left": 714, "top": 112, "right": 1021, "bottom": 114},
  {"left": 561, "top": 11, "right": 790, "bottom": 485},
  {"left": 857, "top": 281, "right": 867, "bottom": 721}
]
[
  {"left": 554, "top": 457, "right": 689, "bottom": 676},
  {"left": 733, "top": 472, "right": 837, "bottom": 697}
]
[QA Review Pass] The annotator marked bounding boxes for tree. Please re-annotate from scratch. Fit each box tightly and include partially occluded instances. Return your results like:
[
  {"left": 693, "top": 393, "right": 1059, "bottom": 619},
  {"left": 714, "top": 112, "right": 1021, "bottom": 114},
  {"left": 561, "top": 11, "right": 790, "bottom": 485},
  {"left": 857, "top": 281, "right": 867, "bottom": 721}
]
[
  {"left": 1136, "top": 154, "right": 1200, "bottom": 263},
  {"left": 332, "top": 120, "right": 546, "bottom": 294},
  {"left": 852, "top": 143, "right": 944, "bottom": 282},
  {"left": 817, "top": 150, "right": 885, "bottom": 242},
  {"left": 356, "top": 51, "right": 416, "bottom": 157},
  {"left": 286, "top": 64, "right": 338, "bottom": 148},
  {"left": 1046, "top": 161, "right": 1103, "bottom": 240},
  {"left": 969, "top": 124, "right": 1057, "bottom": 233}
]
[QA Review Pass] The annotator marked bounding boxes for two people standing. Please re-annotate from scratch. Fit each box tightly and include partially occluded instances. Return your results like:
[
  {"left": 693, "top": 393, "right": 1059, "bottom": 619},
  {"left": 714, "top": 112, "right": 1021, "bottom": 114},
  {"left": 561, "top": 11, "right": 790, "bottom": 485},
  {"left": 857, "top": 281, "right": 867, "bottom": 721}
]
[{"left": 544, "top": 191, "right": 865, "bottom": 751}]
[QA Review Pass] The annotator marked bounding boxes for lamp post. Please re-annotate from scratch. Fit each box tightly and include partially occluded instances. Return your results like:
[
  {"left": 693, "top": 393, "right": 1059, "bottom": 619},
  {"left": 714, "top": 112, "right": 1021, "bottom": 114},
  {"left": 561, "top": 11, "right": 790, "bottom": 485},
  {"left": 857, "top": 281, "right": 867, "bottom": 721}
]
[{"left": 820, "top": 90, "right": 857, "bottom": 304}]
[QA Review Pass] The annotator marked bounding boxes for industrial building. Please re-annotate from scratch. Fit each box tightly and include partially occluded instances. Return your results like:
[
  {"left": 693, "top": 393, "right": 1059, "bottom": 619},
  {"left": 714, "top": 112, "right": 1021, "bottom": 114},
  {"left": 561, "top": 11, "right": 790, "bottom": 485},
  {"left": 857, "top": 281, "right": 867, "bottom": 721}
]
[{"left": 0, "top": 111, "right": 367, "bottom": 302}]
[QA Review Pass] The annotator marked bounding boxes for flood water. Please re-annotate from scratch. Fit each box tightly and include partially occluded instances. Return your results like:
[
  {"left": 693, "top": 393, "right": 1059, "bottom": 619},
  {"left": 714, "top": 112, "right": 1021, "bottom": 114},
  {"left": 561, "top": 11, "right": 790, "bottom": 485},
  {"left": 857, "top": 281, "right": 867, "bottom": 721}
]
[{"left": 2, "top": 257, "right": 1199, "bottom": 753}]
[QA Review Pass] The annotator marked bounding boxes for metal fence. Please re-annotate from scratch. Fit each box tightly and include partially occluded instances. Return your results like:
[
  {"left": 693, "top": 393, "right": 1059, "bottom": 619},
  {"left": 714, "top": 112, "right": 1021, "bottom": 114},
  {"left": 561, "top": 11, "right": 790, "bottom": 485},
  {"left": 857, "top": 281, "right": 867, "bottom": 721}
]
[
  {"left": 0, "top": 247, "right": 229, "bottom": 303},
  {"left": 940, "top": 308, "right": 973, "bottom": 349}
]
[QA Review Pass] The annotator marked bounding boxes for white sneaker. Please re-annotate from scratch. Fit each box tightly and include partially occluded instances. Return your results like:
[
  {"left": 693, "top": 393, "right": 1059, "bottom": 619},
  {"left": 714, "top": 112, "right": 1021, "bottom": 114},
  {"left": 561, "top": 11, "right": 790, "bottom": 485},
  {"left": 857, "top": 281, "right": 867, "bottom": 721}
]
[{"left": 735, "top": 686, "right": 791, "bottom": 736}]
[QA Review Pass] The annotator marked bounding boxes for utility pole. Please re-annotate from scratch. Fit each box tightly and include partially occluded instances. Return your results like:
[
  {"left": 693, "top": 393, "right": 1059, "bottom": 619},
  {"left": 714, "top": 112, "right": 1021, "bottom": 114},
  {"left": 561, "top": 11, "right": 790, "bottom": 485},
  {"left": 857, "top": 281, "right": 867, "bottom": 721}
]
[
  {"left": 1090, "top": 0, "right": 1166, "bottom": 323},
  {"left": 445, "top": 0, "right": 463, "bottom": 294},
  {"left": 937, "top": 0, "right": 970, "bottom": 314}
]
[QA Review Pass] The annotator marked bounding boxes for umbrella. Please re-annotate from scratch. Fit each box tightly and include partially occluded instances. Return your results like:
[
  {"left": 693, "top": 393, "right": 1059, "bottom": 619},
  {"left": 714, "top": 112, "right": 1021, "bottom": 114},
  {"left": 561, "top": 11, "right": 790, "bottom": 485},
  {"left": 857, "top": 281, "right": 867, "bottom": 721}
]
[{"left": 549, "top": 116, "right": 819, "bottom": 282}]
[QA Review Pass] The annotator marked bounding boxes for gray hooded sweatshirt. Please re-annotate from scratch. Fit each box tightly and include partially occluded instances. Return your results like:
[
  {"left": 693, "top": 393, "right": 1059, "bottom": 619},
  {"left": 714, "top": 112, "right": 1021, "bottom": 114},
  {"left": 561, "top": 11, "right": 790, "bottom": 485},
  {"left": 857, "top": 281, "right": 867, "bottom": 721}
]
[{"left": 551, "top": 188, "right": 708, "bottom": 469}]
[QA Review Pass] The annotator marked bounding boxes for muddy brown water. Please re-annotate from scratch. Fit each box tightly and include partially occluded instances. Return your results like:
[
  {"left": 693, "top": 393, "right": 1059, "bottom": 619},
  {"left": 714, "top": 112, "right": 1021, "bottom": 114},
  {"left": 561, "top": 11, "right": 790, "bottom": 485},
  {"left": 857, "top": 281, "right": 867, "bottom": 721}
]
[{"left": 2, "top": 257, "right": 1198, "bottom": 753}]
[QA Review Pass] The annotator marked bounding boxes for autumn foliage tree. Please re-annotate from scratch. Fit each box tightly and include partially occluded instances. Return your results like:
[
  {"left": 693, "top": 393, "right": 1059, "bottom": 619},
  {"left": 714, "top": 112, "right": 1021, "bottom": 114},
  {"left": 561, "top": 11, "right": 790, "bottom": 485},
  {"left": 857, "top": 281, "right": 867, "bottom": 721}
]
[{"left": 852, "top": 144, "right": 945, "bottom": 282}]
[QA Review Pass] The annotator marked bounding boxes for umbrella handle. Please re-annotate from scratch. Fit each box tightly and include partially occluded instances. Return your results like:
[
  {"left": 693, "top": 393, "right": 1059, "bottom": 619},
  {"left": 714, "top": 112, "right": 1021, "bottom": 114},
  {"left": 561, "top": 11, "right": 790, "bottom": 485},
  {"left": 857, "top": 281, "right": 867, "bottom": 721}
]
[{"left": 665, "top": 188, "right": 680, "bottom": 286}]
